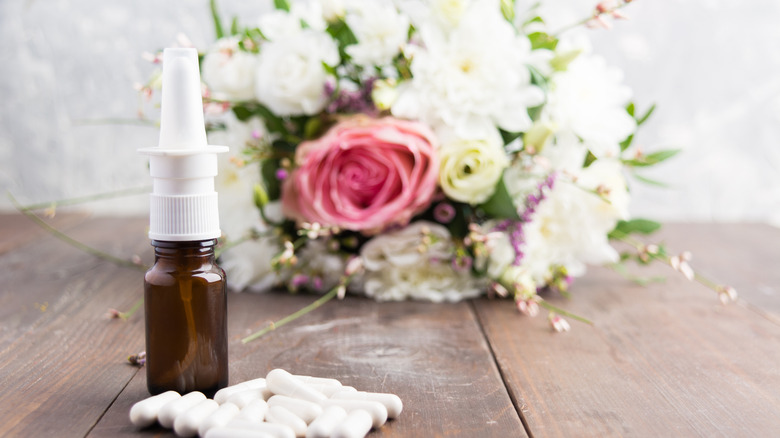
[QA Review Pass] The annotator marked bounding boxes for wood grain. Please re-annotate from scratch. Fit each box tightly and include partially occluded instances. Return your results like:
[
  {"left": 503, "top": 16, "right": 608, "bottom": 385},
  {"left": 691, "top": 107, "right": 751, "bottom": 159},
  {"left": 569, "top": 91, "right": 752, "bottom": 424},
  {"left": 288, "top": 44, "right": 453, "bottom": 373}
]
[
  {"left": 93, "top": 292, "right": 527, "bottom": 437},
  {"left": 0, "top": 217, "right": 149, "bottom": 437},
  {"left": 474, "top": 223, "right": 780, "bottom": 437}
]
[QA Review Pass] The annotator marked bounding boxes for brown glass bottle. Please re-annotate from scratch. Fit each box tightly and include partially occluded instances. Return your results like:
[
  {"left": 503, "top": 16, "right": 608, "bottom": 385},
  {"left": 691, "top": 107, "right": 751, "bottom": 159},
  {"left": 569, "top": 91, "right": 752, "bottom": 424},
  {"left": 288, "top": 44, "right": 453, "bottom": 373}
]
[{"left": 144, "top": 239, "right": 228, "bottom": 396}]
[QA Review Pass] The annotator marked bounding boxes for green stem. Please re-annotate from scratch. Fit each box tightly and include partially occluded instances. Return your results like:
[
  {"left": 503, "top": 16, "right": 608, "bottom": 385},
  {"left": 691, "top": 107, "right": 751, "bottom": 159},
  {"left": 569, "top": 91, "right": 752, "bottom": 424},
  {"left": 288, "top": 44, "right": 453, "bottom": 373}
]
[
  {"left": 119, "top": 298, "right": 144, "bottom": 320},
  {"left": 538, "top": 300, "right": 593, "bottom": 325},
  {"left": 242, "top": 286, "right": 340, "bottom": 344},
  {"left": 18, "top": 186, "right": 150, "bottom": 211},
  {"left": 552, "top": 0, "right": 634, "bottom": 36},
  {"left": 8, "top": 191, "right": 149, "bottom": 271}
]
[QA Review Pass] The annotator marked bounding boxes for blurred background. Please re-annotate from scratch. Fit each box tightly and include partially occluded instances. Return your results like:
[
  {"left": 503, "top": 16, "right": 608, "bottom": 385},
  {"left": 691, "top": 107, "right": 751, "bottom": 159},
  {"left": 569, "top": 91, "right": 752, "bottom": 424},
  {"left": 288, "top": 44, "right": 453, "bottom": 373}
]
[{"left": 1, "top": 0, "right": 778, "bottom": 224}]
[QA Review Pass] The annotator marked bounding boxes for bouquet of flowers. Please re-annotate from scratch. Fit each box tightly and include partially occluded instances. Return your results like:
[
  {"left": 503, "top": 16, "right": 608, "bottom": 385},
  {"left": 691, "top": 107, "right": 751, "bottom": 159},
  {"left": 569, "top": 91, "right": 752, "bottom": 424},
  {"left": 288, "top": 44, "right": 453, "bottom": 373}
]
[{"left": 138, "top": 0, "right": 730, "bottom": 335}]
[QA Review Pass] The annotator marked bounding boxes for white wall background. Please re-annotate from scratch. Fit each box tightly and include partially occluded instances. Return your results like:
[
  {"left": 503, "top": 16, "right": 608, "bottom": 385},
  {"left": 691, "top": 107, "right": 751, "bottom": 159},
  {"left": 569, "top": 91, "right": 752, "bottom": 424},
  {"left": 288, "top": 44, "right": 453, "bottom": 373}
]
[{"left": 1, "top": 0, "right": 778, "bottom": 224}]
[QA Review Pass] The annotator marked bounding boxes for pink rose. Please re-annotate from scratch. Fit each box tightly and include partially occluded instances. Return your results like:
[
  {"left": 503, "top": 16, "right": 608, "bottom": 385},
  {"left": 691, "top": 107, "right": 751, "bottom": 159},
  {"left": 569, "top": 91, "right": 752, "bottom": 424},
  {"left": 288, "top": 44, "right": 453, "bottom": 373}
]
[{"left": 282, "top": 117, "right": 439, "bottom": 233}]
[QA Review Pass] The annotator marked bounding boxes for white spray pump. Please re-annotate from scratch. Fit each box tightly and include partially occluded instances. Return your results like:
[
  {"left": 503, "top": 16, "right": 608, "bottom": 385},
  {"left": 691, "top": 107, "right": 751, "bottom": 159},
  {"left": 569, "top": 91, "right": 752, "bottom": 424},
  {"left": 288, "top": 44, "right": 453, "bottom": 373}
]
[{"left": 139, "top": 48, "right": 228, "bottom": 241}]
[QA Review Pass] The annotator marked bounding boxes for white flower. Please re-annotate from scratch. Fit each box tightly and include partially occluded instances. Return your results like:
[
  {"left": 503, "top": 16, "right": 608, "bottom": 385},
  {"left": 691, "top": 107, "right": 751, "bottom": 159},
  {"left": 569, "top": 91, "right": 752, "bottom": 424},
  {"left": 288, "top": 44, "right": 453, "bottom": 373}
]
[
  {"left": 258, "top": 3, "right": 326, "bottom": 41},
  {"left": 201, "top": 37, "right": 259, "bottom": 102},
  {"left": 220, "top": 237, "right": 281, "bottom": 292},
  {"left": 355, "top": 221, "right": 482, "bottom": 302},
  {"left": 286, "top": 240, "right": 347, "bottom": 292},
  {"left": 255, "top": 29, "right": 339, "bottom": 116},
  {"left": 543, "top": 43, "right": 636, "bottom": 157},
  {"left": 438, "top": 128, "right": 509, "bottom": 204},
  {"left": 392, "top": 2, "right": 543, "bottom": 138},
  {"left": 344, "top": 0, "right": 409, "bottom": 68}
]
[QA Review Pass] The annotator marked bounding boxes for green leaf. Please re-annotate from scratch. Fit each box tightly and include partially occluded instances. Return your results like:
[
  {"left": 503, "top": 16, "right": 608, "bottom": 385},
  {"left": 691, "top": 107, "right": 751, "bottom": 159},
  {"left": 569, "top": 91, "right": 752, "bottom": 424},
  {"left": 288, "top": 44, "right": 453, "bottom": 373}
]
[
  {"left": 273, "top": 0, "right": 290, "bottom": 11},
  {"left": 232, "top": 105, "right": 254, "bottom": 122},
  {"left": 327, "top": 18, "right": 358, "bottom": 60},
  {"left": 500, "top": 0, "right": 515, "bottom": 22},
  {"left": 230, "top": 17, "right": 239, "bottom": 36},
  {"left": 636, "top": 103, "right": 656, "bottom": 126},
  {"left": 500, "top": 129, "right": 523, "bottom": 146},
  {"left": 583, "top": 150, "right": 597, "bottom": 167},
  {"left": 261, "top": 159, "right": 281, "bottom": 201},
  {"left": 632, "top": 173, "right": 669, "bottom": 188},
  {"left": 252, "top": 183, "right": 269, "bottom": 208},
  {"left": 209, "top": 0, "right": 225, "bottom": 39},
  {"left": 626, "top": 102, "right": 635, "bottom": 117},
  {"left": 609, "top": 219, "right": 661, "bottom": 238},
  {"left": 622, "top": 149, "right": 680, "bottom": 167},
  {"left": 619, "top": 133, "right": 634, "bottom": 152},
  {"left": 528, "top": 31, "right": 558, "bottom": 51},
  {"left": 478, "top": 176, "right": 521, "bottom": 220}
]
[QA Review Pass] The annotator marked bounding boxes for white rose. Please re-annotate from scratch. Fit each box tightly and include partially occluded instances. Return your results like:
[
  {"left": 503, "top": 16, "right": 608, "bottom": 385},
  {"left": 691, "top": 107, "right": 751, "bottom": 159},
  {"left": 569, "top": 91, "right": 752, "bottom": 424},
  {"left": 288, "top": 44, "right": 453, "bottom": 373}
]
[
  {"left": 201, "top": 37, "right": 259, "bottom": 101},
  {"left": 438, "top": 129, "right": 509, "bottom": 204},
  {"left": 255, "top": 29, "right": 339, "bottom": 116},
  {"left": 344, "top": 0, "right": 409, "bottom": 68},
  {"left": 355, "top": 221, "right": 482, "bottom": 302}
]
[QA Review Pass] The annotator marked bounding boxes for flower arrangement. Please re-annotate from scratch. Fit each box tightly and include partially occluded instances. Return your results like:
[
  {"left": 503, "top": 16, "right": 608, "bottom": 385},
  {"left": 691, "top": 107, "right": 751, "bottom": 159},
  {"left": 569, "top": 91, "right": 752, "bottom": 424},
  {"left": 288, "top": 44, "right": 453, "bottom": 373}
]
[{"left": 135, "top": 0, "right": 736, "bottom": 338}]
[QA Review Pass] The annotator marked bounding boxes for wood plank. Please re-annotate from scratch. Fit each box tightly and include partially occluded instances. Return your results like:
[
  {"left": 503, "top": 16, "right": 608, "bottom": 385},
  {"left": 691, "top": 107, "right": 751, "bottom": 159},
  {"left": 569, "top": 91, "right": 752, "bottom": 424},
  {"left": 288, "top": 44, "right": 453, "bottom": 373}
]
[
  {"left": 92, "top": 292, "right": 527, "bottom": 437},
  {"left": 0, "top": 212, "right": 90, "bottom": 255},
  {"left": 0, "top": 217, "right": 150, "bottom": 437},
  {"left": 474, "top": 223, "right": 780, "bottom": 437}
]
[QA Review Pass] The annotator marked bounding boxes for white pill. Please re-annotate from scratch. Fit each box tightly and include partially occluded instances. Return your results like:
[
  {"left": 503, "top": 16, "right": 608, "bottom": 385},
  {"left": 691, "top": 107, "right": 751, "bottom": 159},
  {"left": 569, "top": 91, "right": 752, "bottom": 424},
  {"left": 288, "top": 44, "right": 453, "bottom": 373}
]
[
  {"left": 227, "top": 388, "right": 268, "bottom": 409},
  {"left": 215, "top": 378, "right": 267, "bottom": 404},
  {"left": 158, "top": 391, "right": 206, "bottom": 429},
  {"left": 331, "top": 410, "right": 373, "bottom": 438},
  {"left": 306, "top": 384, "right": 356, "bottom": 397},
  {"left": 236, "top": 399, "right": 269, "bottom": 423},
  {"left": 173, "top": 398, "right": 219, "bottom": 437},
  {"left": 265, "top": 405, "right": 308, "bottom": 437},
  {"left": 205, "top": 427, "right": 275, "bottom": 438},
  {"left": 305, "top": 405, "right": 348, "bottom": 438},
  {"left": 293, "top": 374, "right": 342, "bottom": 387},
  {"left": 267, "top": 395, "right": 323, "bottom": 424},
  {"left": 266, "top": 369, "right": 327, "bottom": 403},
  {"left": 129, "top": 391, "right": 181, "bottom": 428},
  {"left": 199, "top": 402, "right": 241, "bottom": 437},
  {"left": 226, "top": 418, "right": 297, "bottom": 438},
  {"left": 321, "top": 400, "right": 387, "bottom": 428},
  {"left": 331, "top": 391, "right": 403, "bottom": 418}
]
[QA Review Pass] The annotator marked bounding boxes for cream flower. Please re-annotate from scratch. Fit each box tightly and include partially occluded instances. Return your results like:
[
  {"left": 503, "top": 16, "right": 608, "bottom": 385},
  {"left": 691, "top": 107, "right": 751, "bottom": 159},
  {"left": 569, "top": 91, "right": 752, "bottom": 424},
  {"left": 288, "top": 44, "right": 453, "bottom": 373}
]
[
  {"left": 355, "top": 221, "right": 482, "bottom": 302},
  {"left": 201, "top": 37, "right": 259, "bottom": 102},
  {"left": 344, "top": 0, "right": 409, "bottom": 68},
  {"left": 392, "top": 1, "right": 543, "bottom": 138},
  {"left": 255, "top": 29, "right": 339, "bottom": 116},
  {"left": 438, "top": 129, "right": 509, "bottom": 204}
]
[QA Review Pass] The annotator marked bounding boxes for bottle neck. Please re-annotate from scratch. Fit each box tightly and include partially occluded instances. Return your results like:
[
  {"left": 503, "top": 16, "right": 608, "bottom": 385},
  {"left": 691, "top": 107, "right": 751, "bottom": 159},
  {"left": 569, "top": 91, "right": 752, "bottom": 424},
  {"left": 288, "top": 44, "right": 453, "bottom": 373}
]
[{"left": 151, "top": 239, "right": 218, "bottom": 266}]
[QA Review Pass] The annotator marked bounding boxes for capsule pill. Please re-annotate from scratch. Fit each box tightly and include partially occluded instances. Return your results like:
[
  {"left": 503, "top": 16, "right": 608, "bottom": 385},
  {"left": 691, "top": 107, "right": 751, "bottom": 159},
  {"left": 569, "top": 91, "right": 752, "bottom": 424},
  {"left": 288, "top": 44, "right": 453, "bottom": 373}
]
[
  {"left": 306, "top": 384, "right": 356, "bottom": 397},
  {"left": 293, "top": 374, "right": 342, "bottom": 387},
  {"left": 236, "top": 399, "right": 269, "bottom": 423},
  {"left": 204, "top": 427, "right": 275, "bottom": 438},
  {"left": 267, "top": 395, "right": 323, "bottom": 424},
  {"left": 265, "top": 405, "right": 308, "bottom": 437},
  {"left": 331, "top": 390, "right": 403, "bottom": 418},
  {"left": 227, "top": 388, "right": 268, "bottom": 409},
  {"left": 321, "top": 399, "right": 387, "bottom": 428},
  {"left": 158, "top": 391, "right": 206, "bottom": 429},
  {"left": 305, "top": 405, "right": 348, "bottom": 438},
  {"left": 331, "top": 409, "right": 373, "bottom": 438},
  {"left": 129, "top": 390, "right": 181, "bottom": 427},
  {"left": 225, "top": 417, "right": 297, "bottom": 438},
  {"left": 199, "top": 402, "right": 241, "bottom": 437},
  {"left": 173, "top": 398, "right": 219, "bottom": 437},
  {"left": 214, "top": 378, "right": 267, "bottom": 404},
  {"left": 266, "top": 369, "right": 327, "bottom": 404}
]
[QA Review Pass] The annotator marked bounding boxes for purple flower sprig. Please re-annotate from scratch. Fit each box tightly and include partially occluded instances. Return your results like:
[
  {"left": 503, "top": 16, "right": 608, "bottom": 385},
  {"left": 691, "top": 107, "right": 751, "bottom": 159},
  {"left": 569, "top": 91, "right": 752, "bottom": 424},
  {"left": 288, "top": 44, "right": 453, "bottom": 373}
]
[{"left": 324, "top": 77, "right": 378, "bottom": 115}]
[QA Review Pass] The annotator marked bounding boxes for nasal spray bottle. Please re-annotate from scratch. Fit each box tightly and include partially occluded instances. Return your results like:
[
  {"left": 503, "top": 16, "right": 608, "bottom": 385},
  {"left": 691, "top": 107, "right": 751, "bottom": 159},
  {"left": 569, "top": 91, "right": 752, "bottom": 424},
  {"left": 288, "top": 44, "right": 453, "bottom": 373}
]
[{"left": 139, "top": 48, "right": 229, "bottom": 396}]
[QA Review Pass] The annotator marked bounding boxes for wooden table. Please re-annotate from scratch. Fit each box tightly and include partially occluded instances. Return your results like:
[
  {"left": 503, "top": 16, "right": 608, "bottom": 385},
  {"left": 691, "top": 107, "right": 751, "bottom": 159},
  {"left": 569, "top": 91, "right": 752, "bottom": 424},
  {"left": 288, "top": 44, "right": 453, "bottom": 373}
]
[{"left": 1, "top": 214, "right": 779, "bottom": 437}]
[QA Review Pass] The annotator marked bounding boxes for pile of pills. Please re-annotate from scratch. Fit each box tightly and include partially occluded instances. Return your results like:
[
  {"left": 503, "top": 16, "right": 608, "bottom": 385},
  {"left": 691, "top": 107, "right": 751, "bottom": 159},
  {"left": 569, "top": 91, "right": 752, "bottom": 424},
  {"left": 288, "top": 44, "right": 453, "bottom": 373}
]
[{"left": 129, "top": 368, "right": 403, "bottom": 438}]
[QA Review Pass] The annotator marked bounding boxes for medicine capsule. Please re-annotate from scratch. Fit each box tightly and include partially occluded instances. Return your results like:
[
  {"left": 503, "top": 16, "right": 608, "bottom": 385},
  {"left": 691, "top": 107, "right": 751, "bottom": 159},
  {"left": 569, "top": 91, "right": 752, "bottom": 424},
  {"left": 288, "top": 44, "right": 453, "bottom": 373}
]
[
  {"left": 235, "top": 399, "right": 269, "bottom": 423},
  {"left": 331, "top": 409, "right": 373, "bottom": 438},
  {"left": 265, "top": 405, "right": 308, "bottom": 437},
  {"left": 305, "top": 405, "right": 348, "bottom": 438},
  {"left": 158, "top": 391, "right": 206, "bottom": 429},
  {"left": 267, "top": 395, "right": 323, "bottom": 424},
  {"left": 226, "top": 388, "right": 268, "bottom": 409},
  {"left": 173, "top": 398, "right": 219, "bottom": 437},
  {"left": 204, "top": 427, "right": 275, "bottom": 438},
  {"left": 320, "top": 400, "right": 387, "bottom": 428},
  {"left": 225, "top": 418, "right": 297, "bottom": 438},
  {"left": 129, "top": 390, "right": 181, "bottom": 427},
  {"left": 331, "top": 391, "right": 403, "bottom": 418},
  {"left": 292, "top": 374, "right": 342, "bottom": 387},
  {"left": 306, "top": 384, "right": 356, "bottom": 397},
  {"left": 214, "top": 378, "right": 267, "bottom": 404},
  {"left": 199, "top": 402, "right": 241, "bottom": 437},
  {"left": 266, "top": 369, "right": 327, "bottom": 404}
]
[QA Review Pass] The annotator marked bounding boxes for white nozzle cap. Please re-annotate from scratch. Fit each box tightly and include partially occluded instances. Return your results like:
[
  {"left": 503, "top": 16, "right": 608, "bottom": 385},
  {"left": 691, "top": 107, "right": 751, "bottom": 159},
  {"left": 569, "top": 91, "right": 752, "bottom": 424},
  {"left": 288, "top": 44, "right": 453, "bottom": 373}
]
[{"left": 139, "top": 48, "right": 228, "bottom": 241}]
